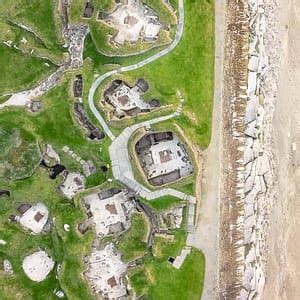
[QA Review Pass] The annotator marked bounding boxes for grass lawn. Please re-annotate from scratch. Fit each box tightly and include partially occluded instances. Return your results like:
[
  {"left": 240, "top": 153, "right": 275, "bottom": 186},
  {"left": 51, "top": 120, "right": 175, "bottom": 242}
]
[
  {"left": 117, "top": 213, "right": 148, "bottom": 262},
  {"left": 0, "top": 68, "right": 111, "bottom": 187},
  {"left": 0, "top": 0, "right": 63, "bottom": 51},
  {"left": 70, "top": 0, "right": 175, "bottom": 56},
  {"left": 142, "top": 195, "right": 183, "bottom": 212},
  {"left": 130, "top": 250, "right": 205, "bottom": 299},
  {"left": 124, "top": 0, "right": 214, "bottom": 148},
  {"left": 130, "top": 228, "right": 205, "bottom": 299},
  {"left": 0, "top": 0, "right": 64, "bottom": 96},
  {"left": 0, "top": 169, "right": 95, "bottom": 300},
  {"left": 0, "top": 45, "right": 56, "bottom": 95}
]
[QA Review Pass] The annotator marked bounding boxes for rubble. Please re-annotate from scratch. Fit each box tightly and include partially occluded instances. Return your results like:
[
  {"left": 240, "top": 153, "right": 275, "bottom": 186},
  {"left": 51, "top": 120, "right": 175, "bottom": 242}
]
[
  {"left": 103, "top": 79, "right": 159, "bottom": 118},
  {"left": 43, "top": 144, "right": 60, "bottom": 166},
  {"left": 64, "top": 224, "right": 70, "bottom": 232},
  {"left": 135, "top": 131, "right": 193, "bottom": 186},
  {"left": 67, "top": 24, "right": 89, "bottom": 69},
  {"left": 98, "top": 0, "right": 162, "bottom": 45},
  {"left": 3, "top": 259, "right": 13, "bottom": 274},
  {"left": 59, "top": 172, "right": 85, "bottom": 199},
  {"left": 26, "top": 100, "right": 42, "bottom": 113},
  {"left": 84, "top": 243, "right": 127, "bottom": 299},
  {"left": 73, "top": 102, "right": 105, "bottom": 141},
  {"left": 162, "top": 206, "right": 184, "bottom": 229},
  {"left": 55, "top": 290, "right": 65, "bottom": 298}
]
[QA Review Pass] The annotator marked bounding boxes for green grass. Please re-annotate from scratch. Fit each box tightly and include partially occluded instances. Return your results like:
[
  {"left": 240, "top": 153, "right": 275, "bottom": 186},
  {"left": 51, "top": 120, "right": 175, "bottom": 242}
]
[
  {"left": 85, "top": 0, "right": 214, "bottom": 149},
  {"left": 131, "top": 249, "right": 205, "bottom": 299},
  {"left": 0, "top": 69, "right": 111, "bottom": 186},
  {"left": 124, "top": 0, "right": 214, "bottom": 148},
  {"left": 0, "top": 0, "right": 64, "bottom": 95},
  {"left": 0, "top": 169, "right": 95, "bottom": 299},
  {"left": 70, "top": 0, "right": 175, "bottom": 56},
  {"left": 117, "top": 213, "right": 148, "bottom": 262},
  {"left": 143, "top": 196, "right": 183, "bottom": 212},
  {"left": 0, "top": 126, "right": 41, "bottom": 180},
  {"left": 0, "top": 67, "right": 113, "bottom": 297},
  {"left": 1, "top": 0, "right": 63, "bottom": 50},
  {"left": 0, "top": 0, "right": 212, "bottom": 298},
  {"left": 130, "top": 229, "right": 205, "bottom": 299},
  {"left": 0, "top": 45, "right": 56, "bottom": 95}
]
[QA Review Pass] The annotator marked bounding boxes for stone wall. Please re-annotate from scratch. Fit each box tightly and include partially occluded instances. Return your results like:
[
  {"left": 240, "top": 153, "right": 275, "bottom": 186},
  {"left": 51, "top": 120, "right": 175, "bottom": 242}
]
[
  {"left": 219, "top": 0, "right": 279, "bottom": 297},
  {"left": 239, "top": 0, "right": 278, "bottom": 298}
]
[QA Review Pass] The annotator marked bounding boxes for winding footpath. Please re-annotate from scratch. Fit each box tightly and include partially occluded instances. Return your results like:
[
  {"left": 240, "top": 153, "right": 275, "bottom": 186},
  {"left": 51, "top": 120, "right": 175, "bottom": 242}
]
[
  {"left": 87, "top": 0, "right": 184, "bottom": 141},
  {"left": 87, "top": 0, "right": 196, "bottom": 228}
]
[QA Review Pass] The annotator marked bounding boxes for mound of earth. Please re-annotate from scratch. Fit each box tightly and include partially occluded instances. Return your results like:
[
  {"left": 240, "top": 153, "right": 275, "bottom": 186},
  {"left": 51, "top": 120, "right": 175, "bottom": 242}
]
[{"left": 0, "top": 127, "right": 41, "bottom": 180}]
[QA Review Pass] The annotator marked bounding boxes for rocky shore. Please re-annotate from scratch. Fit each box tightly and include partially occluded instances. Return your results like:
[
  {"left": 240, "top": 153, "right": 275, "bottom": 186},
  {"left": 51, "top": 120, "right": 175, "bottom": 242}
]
[
  {"left": 219, "top": 0, "right": 280, "bottom": 298},
  {"left": 239, "top": 0, "right": 279, "bottom": 298}
]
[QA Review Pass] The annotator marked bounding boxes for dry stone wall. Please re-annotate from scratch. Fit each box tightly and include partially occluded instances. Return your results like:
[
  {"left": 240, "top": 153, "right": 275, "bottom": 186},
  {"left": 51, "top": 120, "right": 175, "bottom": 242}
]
[{"left": 239, "top": 0, "right": 279, "bottom": 298}]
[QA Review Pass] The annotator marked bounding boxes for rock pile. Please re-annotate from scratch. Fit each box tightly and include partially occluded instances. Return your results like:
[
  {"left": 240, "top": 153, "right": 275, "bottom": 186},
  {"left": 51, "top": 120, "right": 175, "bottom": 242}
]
[
  {"left": 239, "top": 0, "right": 278, "bottom": 298},
  {"left": 67, "top": 24, "right": 89, "bottom": 68}
]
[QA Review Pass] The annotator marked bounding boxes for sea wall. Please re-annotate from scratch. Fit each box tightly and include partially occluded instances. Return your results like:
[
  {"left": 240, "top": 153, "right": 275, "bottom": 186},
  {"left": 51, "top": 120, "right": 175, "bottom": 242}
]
[{"left": 239, "top": 0, "right": 278, "bottom": 298}]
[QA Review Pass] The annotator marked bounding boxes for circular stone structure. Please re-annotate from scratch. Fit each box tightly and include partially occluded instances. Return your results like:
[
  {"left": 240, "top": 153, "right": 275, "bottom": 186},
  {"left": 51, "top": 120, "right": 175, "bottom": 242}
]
[{"left": 22, "top": 250, "right": 55, "bottom": 282}]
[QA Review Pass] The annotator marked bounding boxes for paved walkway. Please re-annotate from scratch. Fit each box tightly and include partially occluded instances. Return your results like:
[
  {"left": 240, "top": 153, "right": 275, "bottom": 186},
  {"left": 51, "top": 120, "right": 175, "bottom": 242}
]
[
  {"left": 187, "top": 0, "right": 225, "bottom": 298},
  {"left": 109, "top": 102, "right": 196, "bottom": 202},
  {"left": 87, "top": 0, "right": 185, "bottom": 141}
]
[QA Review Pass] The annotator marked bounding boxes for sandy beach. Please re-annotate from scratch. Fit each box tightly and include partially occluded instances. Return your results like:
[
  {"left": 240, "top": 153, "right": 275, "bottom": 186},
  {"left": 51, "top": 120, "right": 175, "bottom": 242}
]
[{"left": 263, "top": 0, "right": 300, "bottom": 299}]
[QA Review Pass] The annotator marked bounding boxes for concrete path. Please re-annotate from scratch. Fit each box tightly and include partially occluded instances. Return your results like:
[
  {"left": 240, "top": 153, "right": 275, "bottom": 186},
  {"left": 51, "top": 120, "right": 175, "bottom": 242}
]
[
  {"left": 87, "top": 0, "right": 195, "bottom": 229},
  {"left": 87, "top": 0, "right": 185, "bottom": 141},
  {"left": 186, "top": 0, "right": 225, "bottom": 298},
  {"left": 109, "top": 102, "right": 196, "bottom": 202}
]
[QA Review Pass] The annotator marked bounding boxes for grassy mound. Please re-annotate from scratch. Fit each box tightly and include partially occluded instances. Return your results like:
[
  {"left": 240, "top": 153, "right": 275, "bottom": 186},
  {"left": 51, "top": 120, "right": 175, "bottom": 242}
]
[
  {"left": 0, "top": 126, "right": 41, "bottom": 180},
  {"left": 70, "top": 0, "right": 176, "bottom": 56}
]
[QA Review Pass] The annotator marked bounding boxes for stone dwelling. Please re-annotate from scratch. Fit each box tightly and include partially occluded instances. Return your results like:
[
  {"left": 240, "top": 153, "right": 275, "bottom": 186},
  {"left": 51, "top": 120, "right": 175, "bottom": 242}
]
[
  {"left": 73, "top": 74, "right": 83, "bottom": 98},
  {"left": 73, "top": 102, "right": 105, "bottom": 140},
  {"left": 103, "top": 78, "right": 160, "bottom": 118},
  {"left": 16, "top": 202, "right": 51, "bottom": 234},
  {"left": 135, "top": 131, "right": 193, "bottom": 186},
  {"left": 83, "top": 1, "right": 94, "bottom": 19},
  {"left": 22, "top": 250, "right": 55, "bottom": 282},
  {"left": 83, "top": 188, "right": 134, "bottom": 236},
  {"left": 59, "top": 172, "right": 85, "bottom": 199},
  {"left": 84, "top": 243, "right": 127, "bottom": 299},
  {"left": 98, "top": 0, "right": 162, "bottom": 45}
]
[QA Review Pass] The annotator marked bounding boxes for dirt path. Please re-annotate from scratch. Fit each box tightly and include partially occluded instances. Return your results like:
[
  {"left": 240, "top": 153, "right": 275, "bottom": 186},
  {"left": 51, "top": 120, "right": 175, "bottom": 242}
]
[{"left": 263, "top": 0, "right": 300, "bottom": 298}]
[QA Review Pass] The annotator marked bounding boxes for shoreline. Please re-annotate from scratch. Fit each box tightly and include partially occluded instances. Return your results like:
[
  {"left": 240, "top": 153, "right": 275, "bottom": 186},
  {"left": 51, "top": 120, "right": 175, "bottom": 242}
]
[{"left": 263, "top": 0, "right": 300, "bottom": 298}]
